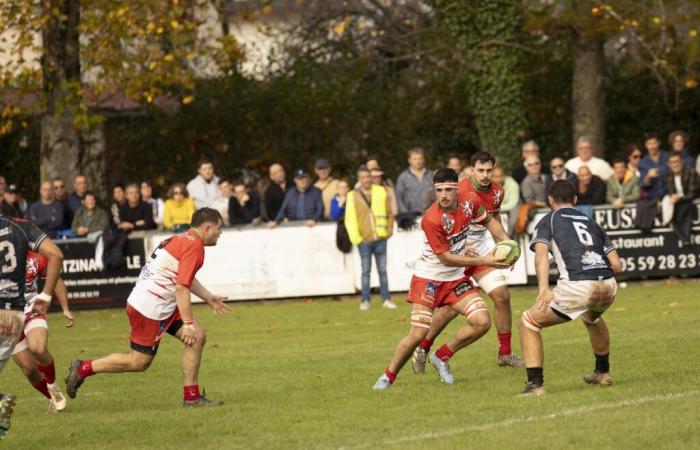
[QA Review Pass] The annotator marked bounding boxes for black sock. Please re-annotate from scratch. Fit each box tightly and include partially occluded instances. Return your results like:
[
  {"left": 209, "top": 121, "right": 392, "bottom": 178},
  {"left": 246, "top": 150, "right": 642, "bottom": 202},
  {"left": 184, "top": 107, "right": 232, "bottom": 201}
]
[
  {"left": 526, "top": 367, "right": 544, "bottom": 386},
  {"left": 595, "top": 353, "right": 609, "bottom": 373}
]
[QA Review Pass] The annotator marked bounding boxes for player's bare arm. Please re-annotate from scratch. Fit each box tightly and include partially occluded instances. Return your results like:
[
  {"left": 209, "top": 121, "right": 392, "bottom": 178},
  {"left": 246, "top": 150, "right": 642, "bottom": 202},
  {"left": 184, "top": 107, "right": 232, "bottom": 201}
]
[
  {"left": 54, "top": 278, "right": 75, "bottom": 327},
  {"left": 175, "top": 284, "right": 198, "bottom": 346},
  {"left": 533, "top": 242, "right": 553, "bottom": 311},
  {"left": 191, "top": 278, "right": 230, "bottom": 317},
  {"left": 436, "top": 250, "right": 510, "bottom": 269},
  {"left": 34, "top": 238, "right": 64, "bottom": 315},
  {"left": 607, "top": 250, "right": 622, "bottom": 273},
  {"left": 485, "top": 215, "right": 510, "bottom": 245}
]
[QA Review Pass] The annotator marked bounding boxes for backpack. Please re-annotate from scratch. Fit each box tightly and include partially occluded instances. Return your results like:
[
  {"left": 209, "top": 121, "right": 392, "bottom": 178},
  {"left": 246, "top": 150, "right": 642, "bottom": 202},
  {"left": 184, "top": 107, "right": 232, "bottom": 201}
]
[{"left": 336, "top": 216, "right": 353, "bottom": 253}]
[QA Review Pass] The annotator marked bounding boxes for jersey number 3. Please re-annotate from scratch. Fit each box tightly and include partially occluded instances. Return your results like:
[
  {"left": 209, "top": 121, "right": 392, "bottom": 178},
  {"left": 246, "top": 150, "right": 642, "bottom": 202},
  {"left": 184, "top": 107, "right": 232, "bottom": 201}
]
[
  {"left": 573, "top": 221, "right": 594, "bottom": 246},
  {"left": 0, "top": 241, "right": 17, "bottom": 274}
]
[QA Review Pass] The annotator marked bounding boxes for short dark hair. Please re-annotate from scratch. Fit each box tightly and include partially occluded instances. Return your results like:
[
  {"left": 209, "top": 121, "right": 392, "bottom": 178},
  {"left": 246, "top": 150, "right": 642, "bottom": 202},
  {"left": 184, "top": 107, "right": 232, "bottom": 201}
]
[
  {"left": 668, "top": 152, "right": 682, "bottom": 161},
  {"left": 612, "top": 157, "right": 627, "bottom": 166},
  {"left": 218, "top": 178, "right": 230, "bottom": 186},
  {"left": 191, "top": 207, "right": 223, "bottom": 227},
  {"left": 547, "top": 179, "right": 576, "bottom": 204},
  {"left": 626, "top": 143, "right": 643, "bottom": 158},
  {"left": 407, "top": 147, "right": 425, "bottom": 158},
  {"left": 197, "top": 159, "right": 213, "bottom": 169},
  {"left": 433, "top": 168, "right": 459, "bottom": 184},
  {"left": 84, "top": 191, "right": 97, "bottom": 200},
  {"left": 643, "top": 132, "right": 660, "bottom": 142},
  {"left": 231, "top": 179, "right": 245, "bottom": 188},
  {"left": 357, "top": 164, "right": 370, "bottom": 175},
  {"left": 470, "top": 151, "right": 496, "bottom": 167}
]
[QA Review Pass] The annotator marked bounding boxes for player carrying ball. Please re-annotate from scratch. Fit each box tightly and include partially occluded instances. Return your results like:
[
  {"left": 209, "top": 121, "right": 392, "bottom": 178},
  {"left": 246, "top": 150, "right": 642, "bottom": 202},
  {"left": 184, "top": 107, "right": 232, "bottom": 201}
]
[
  {"left": 373, "top": 168, "right": 512, "bottom": 390},
  {"left": 520, "top": 180, "right": 621, "bottom": 396},
  {"left": 65, "top": 208, "right": 231, "bottom": 407}
]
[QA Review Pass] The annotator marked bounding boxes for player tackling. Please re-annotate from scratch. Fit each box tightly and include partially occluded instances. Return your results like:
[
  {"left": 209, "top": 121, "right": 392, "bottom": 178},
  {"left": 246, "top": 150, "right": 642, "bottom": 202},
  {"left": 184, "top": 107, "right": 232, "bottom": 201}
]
[
  {"left": 373, "top": 168, "right": 512, "bottom": 390},
  {"left": 520, "top": 180, "right": 621, "bottom": 396},
  {"left": 65, "top": 208, "right": 230, "bottom": 407},
  {"left": 412, "top": 151, "right": 524, "bottom": 373}
]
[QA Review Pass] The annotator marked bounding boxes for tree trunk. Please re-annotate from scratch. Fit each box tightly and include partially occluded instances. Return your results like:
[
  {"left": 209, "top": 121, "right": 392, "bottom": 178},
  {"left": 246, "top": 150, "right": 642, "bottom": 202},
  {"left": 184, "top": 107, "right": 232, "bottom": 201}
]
[{"left": 572, "top": 30, "right": 606, "bottom": 157}]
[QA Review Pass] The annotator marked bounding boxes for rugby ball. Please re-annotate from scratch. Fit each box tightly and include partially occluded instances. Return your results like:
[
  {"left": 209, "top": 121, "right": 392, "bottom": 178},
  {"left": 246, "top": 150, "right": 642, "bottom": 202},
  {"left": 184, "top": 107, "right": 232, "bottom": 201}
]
[{"left": 492, "top": 240, "right": 521, "bottom": 265}]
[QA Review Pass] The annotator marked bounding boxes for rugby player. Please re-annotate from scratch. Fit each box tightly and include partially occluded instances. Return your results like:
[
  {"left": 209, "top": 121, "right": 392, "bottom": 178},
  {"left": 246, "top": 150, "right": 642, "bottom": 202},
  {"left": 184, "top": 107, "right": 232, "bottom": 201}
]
[
  {"left": 65, "top": 208, "right": 230, "bottom": 407},
  {"left": 520, "top": 180, "right": 621, "bottom": 396},
  {"left": 412, "top": 151, "right": 524, "bottom": 373},
  {"left": 12, "top": 251, "right": 73, "bottom": 412},
  {"left": 373, "top": 168, "right": 511, "bottom": 390},
  {"left": 0, "top": 215, "right": 63, "bottom": 438}
]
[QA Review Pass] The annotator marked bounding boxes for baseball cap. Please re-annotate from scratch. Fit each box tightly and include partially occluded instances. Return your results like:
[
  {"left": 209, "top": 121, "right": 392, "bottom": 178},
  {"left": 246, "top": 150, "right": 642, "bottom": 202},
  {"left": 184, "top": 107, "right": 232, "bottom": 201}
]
[
  {"left": 315, "top": 158, "right": 330, "bottom": 169},
  {"left": 6, "top": 184, "right": 18, "bottom": 194},
  {"left": 293, "top": 168, "right": 310, "bottom": 179}
]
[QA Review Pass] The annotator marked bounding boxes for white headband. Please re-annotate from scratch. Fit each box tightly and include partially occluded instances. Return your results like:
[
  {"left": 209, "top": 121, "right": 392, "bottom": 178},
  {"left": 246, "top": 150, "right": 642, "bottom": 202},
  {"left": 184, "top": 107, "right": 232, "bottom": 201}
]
[{"left": 434, "top": 182, "right": 458, "bottom": 189}]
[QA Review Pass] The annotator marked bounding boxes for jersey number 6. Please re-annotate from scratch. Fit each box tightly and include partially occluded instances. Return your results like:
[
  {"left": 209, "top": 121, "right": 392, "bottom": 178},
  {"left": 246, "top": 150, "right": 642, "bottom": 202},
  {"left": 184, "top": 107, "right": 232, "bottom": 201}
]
[{"left": 573, "top": 222, "right": 594, "bottom": 246}]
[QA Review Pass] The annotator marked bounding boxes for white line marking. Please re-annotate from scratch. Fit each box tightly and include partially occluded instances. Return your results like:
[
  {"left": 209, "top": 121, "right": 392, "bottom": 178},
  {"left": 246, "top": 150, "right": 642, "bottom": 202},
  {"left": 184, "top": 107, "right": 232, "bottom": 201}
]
[{"left": 339, "top": 390, "right": 700, "bottom": 450}]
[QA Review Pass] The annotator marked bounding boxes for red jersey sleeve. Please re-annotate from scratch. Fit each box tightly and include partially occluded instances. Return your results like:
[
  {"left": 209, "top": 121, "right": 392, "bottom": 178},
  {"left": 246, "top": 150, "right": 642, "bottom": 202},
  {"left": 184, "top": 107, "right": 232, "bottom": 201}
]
[
  {"left": 37, "top": 253, "right": 49, "bottom": 279},
  {"left": 175, "top": 241, "right": 205, "bottom": 287},
  {"left": 422, "top": 215, "right": 450, "bottom": 255}
]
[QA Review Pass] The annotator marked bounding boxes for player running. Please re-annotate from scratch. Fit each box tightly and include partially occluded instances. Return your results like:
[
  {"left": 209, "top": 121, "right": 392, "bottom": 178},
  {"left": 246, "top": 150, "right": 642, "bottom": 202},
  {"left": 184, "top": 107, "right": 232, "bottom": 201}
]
[
  {"left": 12, "top": 251, "right": 74, "bottom": 412},
  {"left": 373, "top": 168, "right": 511, "bottom": 390},
  {"left": 519, "top": 180, "right": 621, "bottom": 396},
  {"left": 0, "top": 216, "right": 63, "bottom": 438},
  {"left": 412, "top": 151, "right": 524, "bottom": 373},
  {"left": 65, "top": 208, "right": 230, "bottom": 407}
]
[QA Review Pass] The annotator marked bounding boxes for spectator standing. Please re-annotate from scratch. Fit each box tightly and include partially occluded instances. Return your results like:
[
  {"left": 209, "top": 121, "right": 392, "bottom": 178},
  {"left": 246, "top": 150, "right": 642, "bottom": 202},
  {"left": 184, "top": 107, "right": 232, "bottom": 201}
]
[
  {"left": 140, "top": 181, "right": 164, "bottom": 227},
  {"left": 229, "top": 180, "right": 261, "bottom": 225},
  {"left": 52, "top": 177, "right": 69, "bottom": 228},
  {"left": 395, "top": 147, "right": 434, "bottom": 214},
  {"left": 118, "top": 183, "right": 156, "bottom": 232},
  {"left": 639, "top": 132, "right": 670, "bottom": 201},
  {"left": 547, "top": 157, "right": 578, "bottom": 185},
  {"left": 0, "top": 184, "right": 23, "bottom": 217},
  {"left": 565, "top": 136, "right": 614, "bottom": 180},
  {"left": 665, "top": 153, "right": 700, "bottom": 242},
  {"left": 163, "top": 183, "right": 196, "bottom": 231},
  {"left": 27, "top": 181, "right": 65, "bottom": 238},
  {"left": 606, "top": 158, "right": 640, "bottom": 208},
  {"left": 72, "top": 192, "right": 109, "bottom": 238},
  {"left": 447, "top": 155, "right": 465, "bottom": 180},
  {"left": 269, "top": 168, "right": 324, "bottom": 228},
  {"left": 66, "top": 174, "right": 88, "bottom": 223},
  {"left": 313, "top": 158, "right": 340, "bottom": 219},
  {"left": 371, "top": 168, "right": 399, "bottom": 216},
  {"left": 515, "top": 156, "right": 547, "bottom": 234},
  {"left": 329, "top": 180, "right": 350, "bottom": 221},
  {"left": 626, "top": 144, "right": 643, "bottom": 178},
  {"left": 345, "top": 166, "right": 396, "bottom": 310},
  {"left": 513, "top": 140, "right": 550, "bottom": 184},
  {"left": 110, "top": 184, "right": 126, "bottom": 227},
  {"left": 576, "top": 166, "right": 606, "bottom": 206},
  {"left": 212, "top": 179, "right": 232, "bottom": 225},
  {"left": 186, "top": 159, "right": 220, "bottom": 209},
  {"left": 668, "top": 130, "right": 695, "bottom": 168},
  {"left": 263, "top": 163, "right": 288, "bottom": 221}
]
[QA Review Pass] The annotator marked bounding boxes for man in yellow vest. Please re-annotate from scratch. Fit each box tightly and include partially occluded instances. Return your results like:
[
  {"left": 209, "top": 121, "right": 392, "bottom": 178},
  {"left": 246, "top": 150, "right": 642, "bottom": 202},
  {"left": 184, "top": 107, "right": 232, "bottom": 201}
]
[{"left": 345, "top": 166, "right": 396, "bottom": 311}]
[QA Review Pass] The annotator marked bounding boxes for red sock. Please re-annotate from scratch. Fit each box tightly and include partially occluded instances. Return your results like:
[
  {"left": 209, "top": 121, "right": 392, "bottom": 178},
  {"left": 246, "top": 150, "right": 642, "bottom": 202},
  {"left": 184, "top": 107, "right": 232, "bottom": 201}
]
[
  {"left": 37, "top": 361, "right": 56, "bottom": 384},
  {"left": 184, "top": 384, "right": 200, "bottom": 401},
  {"left": 78, "top": 360, "right": 95, "bottom": 378},
  {"left": 435, "top": 344, "right": 454, "bottom": 362},
  {"left": 498, "top": 332, "right": 512, "bottom": 356},
  {"left": 384, "top": 369, "right": 397, "bottom": 384},
  {"left": 419, "top": 339, "right": 434, "bottom": 351},
  {"left": 32, "top": 379, "right": 51, "bottom": 399}
]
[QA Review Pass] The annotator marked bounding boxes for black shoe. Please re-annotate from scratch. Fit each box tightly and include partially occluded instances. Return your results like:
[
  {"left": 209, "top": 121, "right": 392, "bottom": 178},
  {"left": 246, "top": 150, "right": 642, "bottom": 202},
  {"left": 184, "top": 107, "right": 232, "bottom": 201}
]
[
  {"left": 0, "top": 393, "right": 17, "bottom": 440},
  {"left": 518, "top": 382, "right": 545, "bottom": 397},
  {"left": 183, "top": 391, "right": 224, "bottom": 408},
  {"left": 65, "top": 359, "right": 85, "bottom": 399}
]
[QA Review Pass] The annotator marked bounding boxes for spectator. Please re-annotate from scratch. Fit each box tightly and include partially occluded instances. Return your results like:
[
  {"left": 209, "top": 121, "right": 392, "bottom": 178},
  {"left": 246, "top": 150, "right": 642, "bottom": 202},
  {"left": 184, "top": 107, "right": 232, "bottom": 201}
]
[
  {"left": 329, "top": 180, "right": 350, "bottom": 221},
  {"left": 447, "top": 155, "right": 465, "bottom": 179},
  {"left": 140, "top": 181, "right": 164, "bottom": 227},
  {"left": 626, "top": 144, "right": 643, "bottom": 178},
  {"left": 15, "top": 191, "right": 28, "bottom": 216},
  {"left": 668, "top": 130, "right": 695, "bottom": 168},
  {"left": 186, "top": 159, "right": 220, "bottom": 209},
  {"left": 606, "top": 158, "right": 640, "bottom": 208},
  {"left": 229, "top": 180, "right": 261, "bottom": 225},
  {"left": 263, "top": 163, "right": 288, "bottom": 221},
  {"left": 565, "top": 136, "right": 614, "bottom": 181},
  {"left": 72, "top": 192, "right": 109, "bottom": 238},
  {"left": 0, "top": 184, "right": 23, "bottom": 218},
  {"left": 395, "top": 147, "right": 434, "bottom": 214},
  {"left": 371, "top": 168, "right": 399, "bottom": 216},
  {"left": 110, "top": 184, "right": 126, "bottom": 227},
  {"left": 344, "top": 166, "right": 396, "bottom": 310},
  {"left": 639, "top": 132, "right": 670, "bottom": 201},
  {"left": 163, "top": 183, "right": 196, "bottom": 231},
  {"left": 664, "top": 152, "right": 700, "bottom": 242},
  {"left": 27, "top": 181, "right": 65, "bottom": 238},
  {"left": 66, "top": 174, "right": 88, "bottom": 221},
  {"left": 366, "top": 158, "right": 380, "bottom": 171},
  {"left": 314, "top": 158, "right": 340, "bottom": 219},
  {"left": 513, "top": 140, "right": 550, "bottom": 184},
  {"left": 118, "top": 183, "right": 156, "bottom": 232},
  {"left": 547, "top": 157, "right": 577, "bottom": 185},
  {"left": 212, "top": 179, "right": 232, "bottom": 225},
  {"left": 576, "top": 166, "right": 606, "bottom": 206},
  {"left": 492, "top": 165, "right": 519, "bottom": 213},
  {"left": 520, "top": 156, "right": 547, "bottom": 207},
  {"left": 269, "top": 168, "right": 324, "bottom": 228},
  {"left": 0, "top": 176, "right": 5, "bottom": 194}
]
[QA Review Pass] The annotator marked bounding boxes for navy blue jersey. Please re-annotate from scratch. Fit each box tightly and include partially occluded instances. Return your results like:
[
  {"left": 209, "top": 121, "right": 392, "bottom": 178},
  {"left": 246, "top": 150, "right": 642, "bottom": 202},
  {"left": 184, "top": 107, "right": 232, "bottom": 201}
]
[
  {"left": 530, "top": 207, "right": 614, "bottom": 281},
  {"left": 0, "top": 216, "right": 47, "bottom": 310}
]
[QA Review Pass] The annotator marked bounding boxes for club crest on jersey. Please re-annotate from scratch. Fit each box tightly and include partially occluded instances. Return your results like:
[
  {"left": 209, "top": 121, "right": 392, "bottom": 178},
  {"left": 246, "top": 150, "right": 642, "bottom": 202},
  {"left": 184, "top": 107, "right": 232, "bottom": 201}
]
[
  {"left": 493, "top": 189, "right": 503, "bottom": 206},
  {"left": 441, "top": 214, "right": 455, "bottom": 234},
  {"left": 581, "top": 250, "right": 606, "bottom": 269},
  {"left": 26, "top": 257, "right": 39, "bottom": 279},
  {"left": 460, "top": 200, "right": 474, "bottom": 218}
]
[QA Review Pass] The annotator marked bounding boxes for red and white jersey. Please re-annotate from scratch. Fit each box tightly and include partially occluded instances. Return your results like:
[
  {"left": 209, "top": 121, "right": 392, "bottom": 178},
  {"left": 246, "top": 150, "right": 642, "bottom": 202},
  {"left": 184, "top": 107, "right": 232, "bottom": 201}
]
[
  {"left": 459, "top": 177, "right": 504, "bottom": 256},
  {"left": 414, "top": 191, "right": 489, "bottom": 281},
  {"left": 127, "top": 230, "right": 205, "bottom": 320},
  {"left": 24, "top": 251, "right": 48, "bottom": 312}
]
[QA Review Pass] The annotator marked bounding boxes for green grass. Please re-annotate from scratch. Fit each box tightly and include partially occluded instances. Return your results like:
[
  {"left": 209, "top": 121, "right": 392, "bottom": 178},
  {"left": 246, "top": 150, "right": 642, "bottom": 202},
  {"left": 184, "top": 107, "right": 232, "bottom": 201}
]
[{"left": 2, "top": 280, "right": 700, "bottom": 449}]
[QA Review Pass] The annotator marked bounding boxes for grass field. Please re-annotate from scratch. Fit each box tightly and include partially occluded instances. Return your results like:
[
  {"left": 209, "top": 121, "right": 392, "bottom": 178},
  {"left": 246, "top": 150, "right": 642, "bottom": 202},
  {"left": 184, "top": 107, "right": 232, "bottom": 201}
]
[{"left": 2, "top": 280, "right": 700, "bottom": 449}]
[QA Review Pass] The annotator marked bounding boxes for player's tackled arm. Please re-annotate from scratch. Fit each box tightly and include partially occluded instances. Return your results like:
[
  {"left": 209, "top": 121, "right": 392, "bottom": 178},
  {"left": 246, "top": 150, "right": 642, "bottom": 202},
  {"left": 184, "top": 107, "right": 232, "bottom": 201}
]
[
  {"left": 534, "top": 243, "right": 554, "bottom": 311},
  {"left": 35, "top": 238, "right": 64, "bottom": 315},
  {"left": 175, "top": 284, "right": 198, "bottom": 346}
]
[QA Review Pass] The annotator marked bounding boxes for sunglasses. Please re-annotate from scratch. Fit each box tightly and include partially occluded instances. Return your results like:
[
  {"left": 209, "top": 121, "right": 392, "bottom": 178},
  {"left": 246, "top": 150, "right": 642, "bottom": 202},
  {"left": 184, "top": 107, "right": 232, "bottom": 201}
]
[
  {"left": 53, "top": 185, "right": 65, "bottom": 189},
  {"left": 551, "top": 164, "right": 564, "bottom": 169},
  {"left": 526, "top": 162, "right": 541, "bottom": 166},
  {"left": 630, "top": 154, "right": 641, "bottom": 160}
]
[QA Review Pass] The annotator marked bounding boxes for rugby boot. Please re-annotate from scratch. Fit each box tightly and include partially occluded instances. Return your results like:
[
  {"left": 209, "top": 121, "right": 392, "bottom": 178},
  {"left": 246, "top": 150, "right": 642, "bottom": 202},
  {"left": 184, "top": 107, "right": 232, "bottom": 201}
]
[
  {"left": 519, "top": 382, "right": 545, "bottom": 397},
  {"left": 65, "top": 359, "right": 85, "bottom": 399},
  {"left": 583, "top": 372, "right": 612, "bottom": 386},
  {"left": 372, "top": 374, "right": 392, "bottom": 391},
  {"left": 184, "top": 390, "right": 224, "bottom": 408},
  {"left": 498, "top": 353, "right": 525, "bottom": 368},
  {"left": 0, "top": 393, "right": 16, "bottom": 439},
  {"left": 48, "top": 383, "right": 67, "bottom": 411},
  {"left": 429, "top": 351, "right": 454, "bottom": 385},
  {"left": 411, "top": 347, "right": 427, "bottom": 374}
]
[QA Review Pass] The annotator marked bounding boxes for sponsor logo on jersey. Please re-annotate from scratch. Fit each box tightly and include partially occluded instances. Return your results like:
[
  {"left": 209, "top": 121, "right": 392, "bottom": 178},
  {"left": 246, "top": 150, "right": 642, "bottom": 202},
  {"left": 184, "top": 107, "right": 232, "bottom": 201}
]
[
  {"left": 581, "top": 250, "right": 607, "bottom": 269},
  {"left": 453, "top": 281, "right": 472, "bottom": 296},
  {"left": 441, "top": 214, "right": 455, "bottom": 234},
  {"left": 0, "top": 227, "right": 10, "bottom": 238},
  {"left": 425, "top": 281, "right": 438, "bottom": 296}
]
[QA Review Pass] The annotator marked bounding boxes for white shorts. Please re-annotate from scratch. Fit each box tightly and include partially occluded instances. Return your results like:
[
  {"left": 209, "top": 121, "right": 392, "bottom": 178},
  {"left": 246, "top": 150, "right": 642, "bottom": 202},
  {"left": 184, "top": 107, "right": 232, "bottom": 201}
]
[
  {"left": 551, "top": 278, "right": 618, "bottom": 320},
  {"left": 0, "top": 311, "right": 24, "bottom": 374}
]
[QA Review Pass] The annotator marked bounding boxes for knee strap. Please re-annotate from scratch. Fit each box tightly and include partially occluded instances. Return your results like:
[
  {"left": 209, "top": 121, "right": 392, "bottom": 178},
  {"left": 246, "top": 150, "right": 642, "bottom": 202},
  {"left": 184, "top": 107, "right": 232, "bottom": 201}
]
[
  {"left": 522, "top": 311, "right": 543, "bottom": 333},
  {"left": 411, "top": 310, "right": 433, "bottom": 329},
  {"left": 463, "top": 297, "right": 488, "bottom": 320}
]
